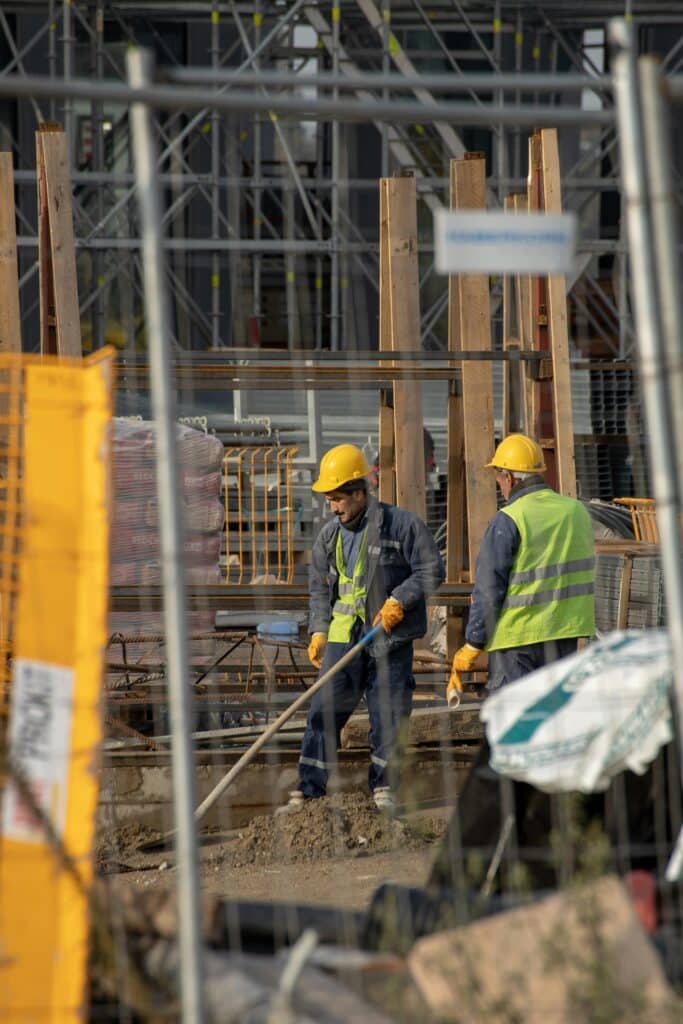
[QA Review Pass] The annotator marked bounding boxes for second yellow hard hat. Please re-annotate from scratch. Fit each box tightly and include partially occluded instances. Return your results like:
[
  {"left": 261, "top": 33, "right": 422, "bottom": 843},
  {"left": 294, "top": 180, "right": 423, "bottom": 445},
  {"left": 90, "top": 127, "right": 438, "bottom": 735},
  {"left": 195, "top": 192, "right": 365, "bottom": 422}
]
[{"left": 485, "top": 433, "right": 546, "bottom": 473}]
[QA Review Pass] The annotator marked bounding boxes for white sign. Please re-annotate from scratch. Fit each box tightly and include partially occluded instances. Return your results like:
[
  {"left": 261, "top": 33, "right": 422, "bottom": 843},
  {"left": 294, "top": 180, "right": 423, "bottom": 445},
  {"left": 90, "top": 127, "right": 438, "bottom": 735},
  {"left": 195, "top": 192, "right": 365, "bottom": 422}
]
[
  {"left": 1, "top": 659, "right": 74, "bottom": 844},
  {"left": 434, "top": 209, "right": 577, "bottom": 275}
]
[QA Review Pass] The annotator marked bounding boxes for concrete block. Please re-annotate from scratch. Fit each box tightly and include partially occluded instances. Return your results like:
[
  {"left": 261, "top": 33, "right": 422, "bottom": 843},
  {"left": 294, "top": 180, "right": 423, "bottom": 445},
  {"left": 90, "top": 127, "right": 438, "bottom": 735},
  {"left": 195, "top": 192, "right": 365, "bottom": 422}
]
[{"left": 408, "top": 876, "right": 676, "bottom": 1023}]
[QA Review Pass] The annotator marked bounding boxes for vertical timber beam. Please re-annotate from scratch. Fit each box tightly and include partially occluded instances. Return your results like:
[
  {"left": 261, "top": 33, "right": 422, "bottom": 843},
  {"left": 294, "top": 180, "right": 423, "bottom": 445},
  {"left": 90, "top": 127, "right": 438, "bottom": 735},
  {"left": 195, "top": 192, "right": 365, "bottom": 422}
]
[
  {"left": 452, "top": 154, "right": 497, "bottom": 576},
  {"left": 540, "top": 128, "right": 577, "bottom": 497},
  {"left": 502, "top": 192, "right": 520, "bottom": 436},
  {"left": 527, "top": 131, "right": 550, "bottom": 455},
  {"left": 383, "top": 173, "right": 426, "bottom": 519},
  {"left": 0, "top": 154, "right": 21, "bottom": 353},
  {"left": 378, "top": 179, "right": 395, "bottom": 504},
  {"left": 36, "top": 125, "right": 82, "bottom": 358},
  {"left": 528, "top": 130, "right": 576, "bottom": 496},
  {"left": 446, "top": 159, "right": 466, "bottom": 653},
  {"left": 513, "top": 191, "right": 534, "bottom": 433}
]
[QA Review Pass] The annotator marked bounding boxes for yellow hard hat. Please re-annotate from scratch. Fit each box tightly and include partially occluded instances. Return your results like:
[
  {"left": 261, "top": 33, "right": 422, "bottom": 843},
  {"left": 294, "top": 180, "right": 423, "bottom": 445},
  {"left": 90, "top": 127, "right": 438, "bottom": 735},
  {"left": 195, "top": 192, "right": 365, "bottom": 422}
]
[
  {"left": 485, "top": 433, "right": 546, "bottom": 473},
  {"left": 312, "top": 444, "right": 371, "bottom": 493}
]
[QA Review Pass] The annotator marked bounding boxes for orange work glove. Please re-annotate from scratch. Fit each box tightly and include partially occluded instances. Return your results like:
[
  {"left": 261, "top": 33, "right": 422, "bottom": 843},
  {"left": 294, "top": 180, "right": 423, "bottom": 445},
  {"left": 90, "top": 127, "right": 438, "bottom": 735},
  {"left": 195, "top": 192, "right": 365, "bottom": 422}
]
[
  {"left": 373, "top": 597, "right": 404, "bottom": 634},
  {"left": 452, "top": 643, "right": 482, "bottom": 674},
  {"left": 307, "top": 632, "right": 327, "bottom": 669},
  {"left": 446, "top": 669, "right": 462, "bottom": 709}
]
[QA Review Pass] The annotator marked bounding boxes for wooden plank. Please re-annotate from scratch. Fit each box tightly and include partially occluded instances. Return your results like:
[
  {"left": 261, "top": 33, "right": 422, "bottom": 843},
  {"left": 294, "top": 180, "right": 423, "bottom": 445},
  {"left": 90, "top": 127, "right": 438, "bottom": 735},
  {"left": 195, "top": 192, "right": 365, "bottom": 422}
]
[
  {"left": 383, "top": 174, "right": 426, "bottom": 519},
  {"left": 502, "top": 193, "right": 522, "bottom": 436},
  {"left": 36, "top": 126, "right": 82, "bottom": 358},
  {"left": 513, "top": 191, "right": 534, "bottom": 434},
  {"left": 446, "top": 160, "right": 467, "bottom": 656},
  {"left": 0, "top": 153, "right": 21, "bottom": 353},
  {"left": 452, "top": 155, "right": 497, "bottom": 578},
  {"left": 36, "top": 129, "right": 56, "bottom": 355},
  {"left": 527, "top": 131, "right": 552, "bottom": 458},
  {"left": 540, "top": 128, "right": 577, "bottom": 497},
  {"left": 378, "top": 179, "right": 395, "bottom": 504}
]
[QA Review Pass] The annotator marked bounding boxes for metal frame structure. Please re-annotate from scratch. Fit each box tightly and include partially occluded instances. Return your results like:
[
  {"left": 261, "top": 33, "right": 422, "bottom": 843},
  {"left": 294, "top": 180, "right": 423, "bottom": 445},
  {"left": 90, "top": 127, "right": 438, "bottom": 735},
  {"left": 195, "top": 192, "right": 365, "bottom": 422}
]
[{"left": 1, "top": 2, "right": 682, "bottom": 361}]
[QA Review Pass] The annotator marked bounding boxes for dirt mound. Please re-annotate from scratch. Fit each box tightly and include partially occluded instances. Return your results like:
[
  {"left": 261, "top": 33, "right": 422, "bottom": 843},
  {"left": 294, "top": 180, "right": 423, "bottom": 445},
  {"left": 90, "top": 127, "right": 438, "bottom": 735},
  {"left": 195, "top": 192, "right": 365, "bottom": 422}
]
[
  {"left": 96, "top": 822, "right": 162, "bottom": 863},
  {"left": 218, "top": 792, "right": 446, "bottom": 869}
]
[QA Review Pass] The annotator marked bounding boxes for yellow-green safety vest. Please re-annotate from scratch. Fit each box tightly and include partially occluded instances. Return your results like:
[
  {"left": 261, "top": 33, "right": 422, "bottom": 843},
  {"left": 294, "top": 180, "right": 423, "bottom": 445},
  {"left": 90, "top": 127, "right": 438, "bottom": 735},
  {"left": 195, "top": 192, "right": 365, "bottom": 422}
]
[
  {"left": 327, "top": 526, "right": 368, "bottom": 643},
  {"left": 487, "top": 489, "right": 595, "bottom": 652}
]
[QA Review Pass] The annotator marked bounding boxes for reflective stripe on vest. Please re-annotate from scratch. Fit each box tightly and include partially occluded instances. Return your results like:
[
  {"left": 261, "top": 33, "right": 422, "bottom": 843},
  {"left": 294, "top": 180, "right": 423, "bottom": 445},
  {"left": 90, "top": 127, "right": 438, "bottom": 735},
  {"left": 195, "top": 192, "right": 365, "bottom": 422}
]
[
  {"left": 487, "top": 489, "right": 596, "bottom": 652},
  {"left": 327, "top": 526, "right": 368, "bottom": 643}
]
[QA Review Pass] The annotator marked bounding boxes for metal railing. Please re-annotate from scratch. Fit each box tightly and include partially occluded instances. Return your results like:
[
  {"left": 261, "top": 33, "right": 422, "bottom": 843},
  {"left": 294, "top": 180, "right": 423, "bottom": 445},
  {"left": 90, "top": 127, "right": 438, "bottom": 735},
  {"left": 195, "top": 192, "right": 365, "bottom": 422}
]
[{"left": 223, "top": 445, "right": 299, "bottom": 584}]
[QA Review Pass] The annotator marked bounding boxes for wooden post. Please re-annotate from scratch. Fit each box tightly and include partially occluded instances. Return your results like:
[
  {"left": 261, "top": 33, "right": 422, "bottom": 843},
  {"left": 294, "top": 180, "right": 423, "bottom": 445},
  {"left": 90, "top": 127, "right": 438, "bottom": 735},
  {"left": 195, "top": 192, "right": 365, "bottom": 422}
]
[
  {"left": 445, "top": 162, "right": 467, "bottom": 654},
  {"left": 378, "top": 180, "right": 395, "bottom": 504},
  {"left": 36, "top": 125, "right": 82, "bottom": 358},
  {"left": 540, "top": 128, "right": 577, "bottom": 497},
  {"left": 513, "top": 191, "right": 534, "bottom": 434},
  {"left": 379, "top": 174, "right": 426, "bottom": 519},
  {"left": 0, "top": 153, "right": 21, "bottom": 354},
  {"left": 527, "top": 132, "right": 552, "bottom": 459},
  {"left": 502, "top": 193, "right": 523, "bottom": 436},
  {"left": 452, "top": 154, "right": 497, "bottom": 578},
  {"left": 527, "top": 130, "right": 576, "bottom": 497}
]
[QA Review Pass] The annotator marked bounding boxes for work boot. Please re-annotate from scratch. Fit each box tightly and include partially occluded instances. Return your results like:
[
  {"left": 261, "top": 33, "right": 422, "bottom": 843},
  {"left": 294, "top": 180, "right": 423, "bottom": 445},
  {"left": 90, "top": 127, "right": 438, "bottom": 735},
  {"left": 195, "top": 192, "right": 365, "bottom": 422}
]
[
  {"left": 373, "top": 787, "right": 397, "bottom": 815},
  {"left": 274, "top": 790, "right": 305, "bottom": 817}
]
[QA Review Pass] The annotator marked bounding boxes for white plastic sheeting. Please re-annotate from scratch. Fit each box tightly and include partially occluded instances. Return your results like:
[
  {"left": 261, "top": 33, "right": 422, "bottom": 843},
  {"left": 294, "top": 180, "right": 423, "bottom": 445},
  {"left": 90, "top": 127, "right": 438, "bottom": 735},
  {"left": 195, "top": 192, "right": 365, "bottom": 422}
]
[{"left": 481, "top": 630, "right": 673, "bottom": 793}]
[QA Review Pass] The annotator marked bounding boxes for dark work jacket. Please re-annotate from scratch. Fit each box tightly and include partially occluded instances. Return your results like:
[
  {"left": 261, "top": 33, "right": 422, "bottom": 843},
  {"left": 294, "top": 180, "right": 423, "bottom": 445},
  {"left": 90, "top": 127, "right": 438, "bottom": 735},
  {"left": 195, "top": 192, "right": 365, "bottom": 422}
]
[
  {"left": 466, "top": 476, "right": 550, "bottom": 649},
  {"left": 309, "top": 497, "right": 445, "bottom": 654}
]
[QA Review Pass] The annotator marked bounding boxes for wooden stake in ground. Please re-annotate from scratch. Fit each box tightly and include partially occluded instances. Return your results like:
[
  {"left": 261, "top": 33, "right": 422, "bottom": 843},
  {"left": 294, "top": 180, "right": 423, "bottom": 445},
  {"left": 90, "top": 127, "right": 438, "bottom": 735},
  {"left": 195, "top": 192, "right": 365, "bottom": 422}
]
[
  {"left": 378, "top": 173, "right": 426, "bottom": 519},
  {"left": 451, "top": 154, "right": 497, "bottom": 578},
  {"left": 36, "top": 124, "right": 82, "bottom": 358},
  {"left": 0, "top": 153, "right": 21, "bottom": 354}
]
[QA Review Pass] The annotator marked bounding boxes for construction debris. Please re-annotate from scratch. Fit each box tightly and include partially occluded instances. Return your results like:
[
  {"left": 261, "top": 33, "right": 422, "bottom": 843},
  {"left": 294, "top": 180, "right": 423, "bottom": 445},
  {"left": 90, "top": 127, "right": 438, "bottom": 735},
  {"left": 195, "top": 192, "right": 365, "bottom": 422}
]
[{"left": 408, "top": 876, "right": 678, "bottom": 1024}]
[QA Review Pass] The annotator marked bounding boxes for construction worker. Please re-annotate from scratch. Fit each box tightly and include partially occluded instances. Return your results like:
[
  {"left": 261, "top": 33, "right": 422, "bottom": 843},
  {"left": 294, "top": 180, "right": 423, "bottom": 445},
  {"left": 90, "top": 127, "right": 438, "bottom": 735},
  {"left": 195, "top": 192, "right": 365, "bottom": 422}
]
[
  {"left": 448, "top": 433, "right": 595, "bottom": 701},
  {"left": 279, "top": 443, "right": 444, "bottom": 815}
]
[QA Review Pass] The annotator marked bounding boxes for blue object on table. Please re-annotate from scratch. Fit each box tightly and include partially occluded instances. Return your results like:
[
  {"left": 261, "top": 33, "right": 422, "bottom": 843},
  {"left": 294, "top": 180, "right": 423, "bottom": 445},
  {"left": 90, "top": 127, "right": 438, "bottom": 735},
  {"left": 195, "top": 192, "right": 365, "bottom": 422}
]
[{"left": 257, "top": 620, "right": 300, "bottom": 639}]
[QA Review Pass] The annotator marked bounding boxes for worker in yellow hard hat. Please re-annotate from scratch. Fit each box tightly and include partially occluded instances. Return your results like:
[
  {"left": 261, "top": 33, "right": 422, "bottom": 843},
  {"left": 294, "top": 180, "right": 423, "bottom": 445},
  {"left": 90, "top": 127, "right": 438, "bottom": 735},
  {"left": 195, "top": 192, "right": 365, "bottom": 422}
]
[
  {"left": 447, "top": 432, "right": 595, "bottom": 706},
  {"left": 278, "top": 443, "right": 445, "bottom": 816}
]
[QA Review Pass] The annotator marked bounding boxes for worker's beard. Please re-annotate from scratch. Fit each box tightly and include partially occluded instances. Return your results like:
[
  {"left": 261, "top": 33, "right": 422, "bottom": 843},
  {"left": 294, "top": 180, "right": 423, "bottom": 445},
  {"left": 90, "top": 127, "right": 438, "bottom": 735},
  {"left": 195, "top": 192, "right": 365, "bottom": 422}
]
[{"left": 339, "top": 504, "right": 367, "bottom": 532}]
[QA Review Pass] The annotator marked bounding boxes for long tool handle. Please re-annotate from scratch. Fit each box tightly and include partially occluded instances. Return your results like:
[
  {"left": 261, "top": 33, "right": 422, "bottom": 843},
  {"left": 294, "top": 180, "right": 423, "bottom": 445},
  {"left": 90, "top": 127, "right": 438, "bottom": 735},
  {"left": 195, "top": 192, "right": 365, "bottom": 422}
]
[{"left": 193, "top": 623, "right": 383, "bottom": 826}]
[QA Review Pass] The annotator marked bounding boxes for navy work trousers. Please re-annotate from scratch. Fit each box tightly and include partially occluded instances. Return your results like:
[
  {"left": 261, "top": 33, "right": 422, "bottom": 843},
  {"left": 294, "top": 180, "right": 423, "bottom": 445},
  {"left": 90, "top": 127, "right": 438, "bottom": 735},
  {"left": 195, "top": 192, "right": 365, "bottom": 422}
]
[
  {"left": 298, "top": 629, "right": 415, "bottom": 798},
  {"left": 487, "top": 637, "right": 579, "bottom": 692}
]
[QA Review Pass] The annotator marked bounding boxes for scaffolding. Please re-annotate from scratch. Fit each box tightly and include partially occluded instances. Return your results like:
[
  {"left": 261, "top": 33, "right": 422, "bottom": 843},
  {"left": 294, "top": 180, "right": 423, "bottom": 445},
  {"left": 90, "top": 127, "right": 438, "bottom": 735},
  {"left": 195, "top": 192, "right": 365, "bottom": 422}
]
[{"left": 0, "top": 1, "right": 681, "bottom": 362}]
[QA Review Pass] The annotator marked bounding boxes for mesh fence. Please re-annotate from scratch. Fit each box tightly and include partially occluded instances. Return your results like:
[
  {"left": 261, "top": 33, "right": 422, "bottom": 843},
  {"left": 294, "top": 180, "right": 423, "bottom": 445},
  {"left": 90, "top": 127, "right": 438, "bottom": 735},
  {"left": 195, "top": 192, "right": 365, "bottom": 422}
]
[{"left": 0, "top": 362, "right": 679, "bottom": 1020}]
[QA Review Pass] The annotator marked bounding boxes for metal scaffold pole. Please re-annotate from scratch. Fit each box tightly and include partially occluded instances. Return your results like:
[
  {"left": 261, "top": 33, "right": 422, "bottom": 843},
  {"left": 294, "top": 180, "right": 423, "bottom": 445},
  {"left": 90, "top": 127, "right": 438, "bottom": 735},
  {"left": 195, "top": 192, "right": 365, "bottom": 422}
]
[
  {"left": 126, "top": 46, "right": 206, "bottom": 1020},
  {"left": 611, "top": 18, "right": 683, "bottom": 878}
]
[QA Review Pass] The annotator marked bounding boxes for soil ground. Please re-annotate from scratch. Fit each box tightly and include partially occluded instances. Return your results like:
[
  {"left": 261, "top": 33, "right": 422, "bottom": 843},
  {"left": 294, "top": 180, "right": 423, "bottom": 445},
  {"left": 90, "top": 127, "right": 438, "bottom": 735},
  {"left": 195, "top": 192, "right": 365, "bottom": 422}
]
[{"left": 98, "top": 792, "right": 450, "bottom": 912}]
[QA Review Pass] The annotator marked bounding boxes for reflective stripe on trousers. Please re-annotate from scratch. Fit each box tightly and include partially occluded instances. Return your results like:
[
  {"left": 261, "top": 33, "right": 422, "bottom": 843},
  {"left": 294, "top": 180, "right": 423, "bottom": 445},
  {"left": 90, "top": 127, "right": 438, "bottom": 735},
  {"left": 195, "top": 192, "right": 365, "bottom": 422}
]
[{"left": 298, "top": 632, "right": 414, "bottom": 798}]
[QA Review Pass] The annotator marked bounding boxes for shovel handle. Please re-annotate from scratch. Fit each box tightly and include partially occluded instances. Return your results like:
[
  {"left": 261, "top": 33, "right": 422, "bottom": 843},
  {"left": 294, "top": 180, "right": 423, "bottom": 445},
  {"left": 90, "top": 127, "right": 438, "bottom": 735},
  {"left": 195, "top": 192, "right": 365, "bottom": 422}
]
[{"left": 192, "top": 623, "right": 383, "bottom": 825}]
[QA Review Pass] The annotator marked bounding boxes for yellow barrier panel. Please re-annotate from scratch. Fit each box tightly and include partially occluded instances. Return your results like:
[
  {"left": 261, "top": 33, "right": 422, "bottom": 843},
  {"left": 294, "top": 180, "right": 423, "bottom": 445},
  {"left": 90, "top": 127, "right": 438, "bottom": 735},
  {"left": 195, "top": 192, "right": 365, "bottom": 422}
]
[{"left": 0, "top": 349, "right": 113, "bottom": 1021}]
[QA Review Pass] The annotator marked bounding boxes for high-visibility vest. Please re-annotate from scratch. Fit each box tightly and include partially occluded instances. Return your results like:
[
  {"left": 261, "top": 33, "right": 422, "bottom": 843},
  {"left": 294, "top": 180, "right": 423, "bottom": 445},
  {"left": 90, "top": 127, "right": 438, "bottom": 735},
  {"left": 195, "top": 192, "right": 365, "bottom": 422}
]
[
  {"left": 327, "top": 526, "right": 368, "bottom": 643},
  {"left": 487, "top": 489, "right": 595, "bottom": 652}
]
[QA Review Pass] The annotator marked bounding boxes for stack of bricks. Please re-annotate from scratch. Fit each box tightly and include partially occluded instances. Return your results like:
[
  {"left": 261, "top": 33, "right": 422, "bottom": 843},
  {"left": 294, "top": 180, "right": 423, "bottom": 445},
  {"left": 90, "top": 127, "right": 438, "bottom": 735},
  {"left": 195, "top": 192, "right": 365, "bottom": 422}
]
[{"left": 109, "top": 418, "right": 224, "bottom": 635}]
